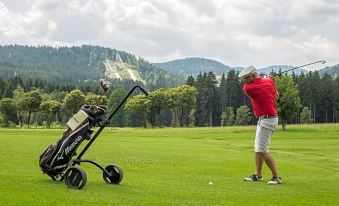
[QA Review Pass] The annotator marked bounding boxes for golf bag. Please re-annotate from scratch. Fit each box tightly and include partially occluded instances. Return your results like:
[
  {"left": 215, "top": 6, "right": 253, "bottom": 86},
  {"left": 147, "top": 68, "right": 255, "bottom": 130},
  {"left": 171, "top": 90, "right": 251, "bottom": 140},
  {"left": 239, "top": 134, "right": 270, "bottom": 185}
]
[
  {"left": 39, "top": 105, "right": 106, "bottom": 179},
  {"left": 39, "top": 85, "right": 148, "bottom": 189}
]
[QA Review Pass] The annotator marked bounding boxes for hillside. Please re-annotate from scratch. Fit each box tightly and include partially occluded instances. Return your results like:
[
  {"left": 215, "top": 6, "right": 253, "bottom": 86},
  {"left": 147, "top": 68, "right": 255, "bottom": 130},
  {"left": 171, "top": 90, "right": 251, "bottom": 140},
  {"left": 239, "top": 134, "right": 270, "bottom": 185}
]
[
  {"left": 153, "top": 57, "right": 238, "bottom": 76},
  {"left": 104, "top": 59, "right": 145, "bottom": 84},
  {"left": 0, "top": 45, "right": 184, "bottom": 89},
  {"left": 319, "top": 64, "right": 339, "bottom": 78}
]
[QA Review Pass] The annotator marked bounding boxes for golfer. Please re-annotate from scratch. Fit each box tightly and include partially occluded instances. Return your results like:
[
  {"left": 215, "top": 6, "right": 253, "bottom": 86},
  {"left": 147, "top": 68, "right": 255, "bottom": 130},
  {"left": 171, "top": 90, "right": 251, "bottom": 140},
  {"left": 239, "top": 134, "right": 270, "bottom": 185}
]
[{"left": 239, "top": 66, "right": 282, "bottom": 185}]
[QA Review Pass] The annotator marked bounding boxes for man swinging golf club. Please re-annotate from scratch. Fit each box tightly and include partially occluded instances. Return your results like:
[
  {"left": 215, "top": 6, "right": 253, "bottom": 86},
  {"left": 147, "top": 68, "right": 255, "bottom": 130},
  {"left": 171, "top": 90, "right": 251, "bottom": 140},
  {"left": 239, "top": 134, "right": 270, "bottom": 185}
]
[{"left": 239, "top": 65, "right": 282, "bottom": 185}]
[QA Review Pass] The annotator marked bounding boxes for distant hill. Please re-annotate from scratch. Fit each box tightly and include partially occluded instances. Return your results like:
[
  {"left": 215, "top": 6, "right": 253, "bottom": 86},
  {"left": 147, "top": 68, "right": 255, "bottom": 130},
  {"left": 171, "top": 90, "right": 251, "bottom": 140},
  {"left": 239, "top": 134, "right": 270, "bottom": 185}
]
[
  {"left": 153, "top": 58, "right": 318, "bottom": 78},
  {"left": 0, "top": 45, "right": 184, "bottom": 89},
  {"left": 319, "top": 64, "right": 339, "bottom": 78},
  {"left": 153, "top": 57, "right": 239, "bottom": 76}
]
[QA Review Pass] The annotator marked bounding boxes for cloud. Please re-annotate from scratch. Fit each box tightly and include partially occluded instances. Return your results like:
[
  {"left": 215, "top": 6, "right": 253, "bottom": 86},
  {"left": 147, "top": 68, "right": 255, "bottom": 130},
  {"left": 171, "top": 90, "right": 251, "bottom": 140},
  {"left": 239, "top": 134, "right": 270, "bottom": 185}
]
[{"left": 0, "top": 0, "right": 338, "bottom": 68}]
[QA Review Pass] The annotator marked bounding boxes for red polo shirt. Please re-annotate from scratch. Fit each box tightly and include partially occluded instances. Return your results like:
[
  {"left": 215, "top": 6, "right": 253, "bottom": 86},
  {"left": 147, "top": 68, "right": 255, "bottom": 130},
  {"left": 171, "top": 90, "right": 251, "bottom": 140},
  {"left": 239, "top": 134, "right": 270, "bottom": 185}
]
[{"left": 243, "top": 77, "right": 278, "bottom": 117}]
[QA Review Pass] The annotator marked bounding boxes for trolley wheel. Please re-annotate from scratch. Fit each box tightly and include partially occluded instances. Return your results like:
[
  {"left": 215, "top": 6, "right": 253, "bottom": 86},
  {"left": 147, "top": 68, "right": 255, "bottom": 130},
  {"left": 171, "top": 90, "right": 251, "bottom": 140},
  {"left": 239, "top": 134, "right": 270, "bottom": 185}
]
[
  {"left": 64, "top": 167, "right": 87, "bottom": 189},
  {"left": 103, "top": 164, "right": 123, "bottom": 184}
]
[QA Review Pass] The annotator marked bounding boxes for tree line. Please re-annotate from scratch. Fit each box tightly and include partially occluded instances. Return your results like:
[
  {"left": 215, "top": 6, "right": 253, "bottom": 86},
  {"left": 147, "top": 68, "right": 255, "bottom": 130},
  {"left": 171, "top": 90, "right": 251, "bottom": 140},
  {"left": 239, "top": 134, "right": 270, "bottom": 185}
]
[
  {"left": 0, "top": 70, "right": 338, "bottom": 128},
  {"left": 187, "top": 70, "right": 339, "bottom": 128},
  {"left": 125, "top": 70, "right": 339, "bottom": 129}
]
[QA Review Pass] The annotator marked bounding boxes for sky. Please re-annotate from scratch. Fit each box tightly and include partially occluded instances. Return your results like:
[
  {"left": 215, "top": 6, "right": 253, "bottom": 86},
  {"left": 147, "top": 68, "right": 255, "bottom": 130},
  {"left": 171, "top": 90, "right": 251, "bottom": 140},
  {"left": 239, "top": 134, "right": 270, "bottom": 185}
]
[{"left": 0, "top": 0, "right": 338, "bottom": 68}]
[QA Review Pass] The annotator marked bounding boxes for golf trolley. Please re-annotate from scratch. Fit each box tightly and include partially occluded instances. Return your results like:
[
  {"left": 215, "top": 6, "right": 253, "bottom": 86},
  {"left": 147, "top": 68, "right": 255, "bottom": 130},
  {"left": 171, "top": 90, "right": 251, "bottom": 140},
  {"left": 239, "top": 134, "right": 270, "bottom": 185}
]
[{"left": 39, "top": 80, "right": 148, "bottom": 189}]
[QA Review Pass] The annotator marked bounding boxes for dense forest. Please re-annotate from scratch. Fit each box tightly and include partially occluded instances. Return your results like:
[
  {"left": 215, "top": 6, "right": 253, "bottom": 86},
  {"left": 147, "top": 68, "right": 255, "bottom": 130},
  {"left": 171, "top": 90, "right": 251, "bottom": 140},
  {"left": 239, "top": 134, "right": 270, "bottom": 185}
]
[{"left": 0, "top": 45, "right": 185, "bottom": 90}]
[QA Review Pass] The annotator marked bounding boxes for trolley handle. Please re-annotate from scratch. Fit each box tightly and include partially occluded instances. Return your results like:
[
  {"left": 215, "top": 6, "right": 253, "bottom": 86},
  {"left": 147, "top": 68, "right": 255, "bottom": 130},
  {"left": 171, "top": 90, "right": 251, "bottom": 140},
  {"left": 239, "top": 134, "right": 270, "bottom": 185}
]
[
  {"left": 107, "top": 86, "right": 148, "bottom": 122},
  {"left": 75, "top": 85, "right": 148, "bottom": 161}
]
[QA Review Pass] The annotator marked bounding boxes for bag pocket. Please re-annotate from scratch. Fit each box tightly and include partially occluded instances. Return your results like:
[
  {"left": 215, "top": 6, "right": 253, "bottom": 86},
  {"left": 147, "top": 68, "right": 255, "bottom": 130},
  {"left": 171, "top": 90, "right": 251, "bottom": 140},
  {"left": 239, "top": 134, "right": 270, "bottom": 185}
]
[{"left": 39, "top": 143, "right": 58, "bottom": 174}]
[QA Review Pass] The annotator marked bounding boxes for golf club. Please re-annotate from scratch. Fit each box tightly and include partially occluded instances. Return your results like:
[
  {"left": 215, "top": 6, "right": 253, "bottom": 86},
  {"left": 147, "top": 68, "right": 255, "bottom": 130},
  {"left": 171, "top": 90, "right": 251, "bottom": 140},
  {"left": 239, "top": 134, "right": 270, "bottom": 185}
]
[
  {"left": 94, "top": 79, "right": 110, "bottom": 106},
  {"left": 272, "top": 60, "right": 326, "bottom": 76}
]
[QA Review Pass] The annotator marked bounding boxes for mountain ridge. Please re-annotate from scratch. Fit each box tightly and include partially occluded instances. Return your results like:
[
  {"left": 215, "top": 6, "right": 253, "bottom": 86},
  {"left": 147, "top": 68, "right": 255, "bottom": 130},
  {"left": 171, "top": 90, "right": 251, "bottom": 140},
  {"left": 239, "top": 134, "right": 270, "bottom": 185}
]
[{"left": 154, "top": 57, "right": 338, "bottom": 78}]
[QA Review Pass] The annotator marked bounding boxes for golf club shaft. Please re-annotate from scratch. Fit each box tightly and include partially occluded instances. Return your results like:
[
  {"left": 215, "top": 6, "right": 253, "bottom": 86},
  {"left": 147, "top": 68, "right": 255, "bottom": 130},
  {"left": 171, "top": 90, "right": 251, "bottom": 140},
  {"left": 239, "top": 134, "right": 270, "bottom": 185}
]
[
  {"left": 94, "top": 94, "right": 104, "bottom": 105},
  {"left": 273, "top": 60, "right": 326, "bottom": 76}
]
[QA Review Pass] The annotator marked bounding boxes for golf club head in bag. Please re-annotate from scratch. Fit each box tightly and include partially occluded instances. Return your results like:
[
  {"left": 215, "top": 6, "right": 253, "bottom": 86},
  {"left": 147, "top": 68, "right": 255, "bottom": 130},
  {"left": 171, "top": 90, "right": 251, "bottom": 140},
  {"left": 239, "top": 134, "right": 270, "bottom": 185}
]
[
  {"left": 100, "top": 79, "right": 110, "bottom": 92},
  {"left": 94, "top": 79, "right": 110, "bottom": 105}
]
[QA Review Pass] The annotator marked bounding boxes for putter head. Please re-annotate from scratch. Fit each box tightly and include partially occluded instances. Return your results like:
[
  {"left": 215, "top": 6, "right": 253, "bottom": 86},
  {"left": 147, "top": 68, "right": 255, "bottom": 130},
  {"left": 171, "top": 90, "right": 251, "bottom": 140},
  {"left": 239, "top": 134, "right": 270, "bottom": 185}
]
[{"left": 100, "top": 79, "right": 110, "bottom": 92}]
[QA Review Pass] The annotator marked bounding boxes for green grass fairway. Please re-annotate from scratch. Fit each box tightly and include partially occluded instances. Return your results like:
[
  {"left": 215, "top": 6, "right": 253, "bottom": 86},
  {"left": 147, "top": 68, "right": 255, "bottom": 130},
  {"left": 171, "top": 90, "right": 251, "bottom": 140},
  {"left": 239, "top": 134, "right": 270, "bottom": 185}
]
[{"left": 0, "top": 125, "right": 339, "bottom": 205}]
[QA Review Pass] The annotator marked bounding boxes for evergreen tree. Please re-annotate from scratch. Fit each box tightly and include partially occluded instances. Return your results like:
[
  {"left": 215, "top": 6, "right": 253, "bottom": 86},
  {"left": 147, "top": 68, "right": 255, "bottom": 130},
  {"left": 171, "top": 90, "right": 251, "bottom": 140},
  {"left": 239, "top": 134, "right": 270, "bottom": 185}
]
[
  {"left": 225, "top": 70, "right": 242, "bottom": 109},
  {"left": 195, "top": 73, "right": 208, "bottom": 126},
  {"left": 219, "top": 73, "right": 228, "bottom": 113},
  {"left": 333, "top": 77, "right": 339, "bottom": 122},
  {"left": 307, "top": 71, "right": 321, "bottom": 123},
  {"left": 0, "top": 77, "right": 6, "bottom": 98},
  {"left": 3, "top": 76, "right": 24, "bottom": 98},
  {"left": 319, "top": 73, "right": 333, "bottom": 123},
  {"left": 206, "top": 72, "right": 221, "bottom": 126},
  {"left": 186, "top": 75, "right": 195, "bottom": 86}
]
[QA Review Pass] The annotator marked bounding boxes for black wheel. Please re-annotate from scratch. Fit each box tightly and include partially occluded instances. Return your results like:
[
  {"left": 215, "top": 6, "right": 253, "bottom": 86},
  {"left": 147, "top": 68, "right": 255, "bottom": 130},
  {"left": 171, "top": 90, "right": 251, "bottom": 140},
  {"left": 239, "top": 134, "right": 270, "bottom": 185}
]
[
  {"left": 103, "top": 164, "right": 123, "bottom": 184},
  {"left": 64, "top": 167, "right": 87, "bottom": 189}
]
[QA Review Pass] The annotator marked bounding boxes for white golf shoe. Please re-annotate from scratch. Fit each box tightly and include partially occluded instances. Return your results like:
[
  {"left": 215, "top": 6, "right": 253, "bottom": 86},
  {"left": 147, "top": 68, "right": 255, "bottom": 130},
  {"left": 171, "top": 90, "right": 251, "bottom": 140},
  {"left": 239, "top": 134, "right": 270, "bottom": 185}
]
[{"left": 267, "top": 176, "right": 282, "bottom": 185}]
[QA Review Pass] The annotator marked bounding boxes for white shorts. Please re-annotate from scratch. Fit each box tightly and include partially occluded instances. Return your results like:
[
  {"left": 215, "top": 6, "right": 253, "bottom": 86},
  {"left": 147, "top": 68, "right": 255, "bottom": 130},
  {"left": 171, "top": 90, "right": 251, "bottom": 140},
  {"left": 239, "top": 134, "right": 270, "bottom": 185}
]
[{"left": 254, "top": 117, "right": 278, "bottom": 153}]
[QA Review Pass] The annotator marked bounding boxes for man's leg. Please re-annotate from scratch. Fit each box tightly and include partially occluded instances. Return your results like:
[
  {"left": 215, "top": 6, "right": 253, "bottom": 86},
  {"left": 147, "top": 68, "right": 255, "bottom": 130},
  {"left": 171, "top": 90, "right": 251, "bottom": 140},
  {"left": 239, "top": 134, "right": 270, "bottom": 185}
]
[
  {"left": 255, "top": 152, "right": 264, "bottom": 176},
  {"left": 244, "top": 152, "right": 264, "bottom": 181},
  {"left": 261, "top": 153, "right": 279, "bottom": 177}
]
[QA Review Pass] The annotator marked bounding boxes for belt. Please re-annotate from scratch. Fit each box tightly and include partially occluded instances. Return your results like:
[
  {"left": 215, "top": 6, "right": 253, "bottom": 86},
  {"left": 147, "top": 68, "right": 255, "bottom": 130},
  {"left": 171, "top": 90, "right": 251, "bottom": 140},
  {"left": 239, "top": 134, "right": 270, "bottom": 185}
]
[{"left": 259, "top": 115, "right": 277, "bottom": 119}]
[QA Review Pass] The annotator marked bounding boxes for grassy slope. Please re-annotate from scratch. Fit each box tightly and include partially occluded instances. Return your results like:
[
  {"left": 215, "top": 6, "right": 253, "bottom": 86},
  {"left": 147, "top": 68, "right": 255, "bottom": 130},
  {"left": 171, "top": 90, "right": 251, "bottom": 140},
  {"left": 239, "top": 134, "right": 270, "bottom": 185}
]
[
  {"left": 104, "top": 61, "right": 145, "bottom": 82},
  {"left": 0, "top": 125, "right": 338, "bottom": 206}
]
